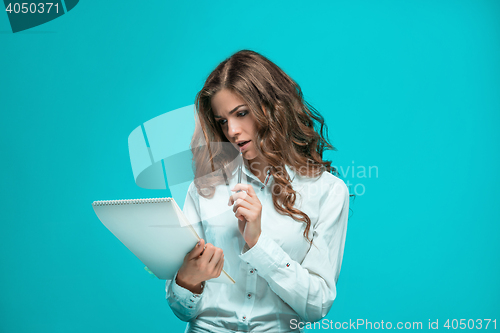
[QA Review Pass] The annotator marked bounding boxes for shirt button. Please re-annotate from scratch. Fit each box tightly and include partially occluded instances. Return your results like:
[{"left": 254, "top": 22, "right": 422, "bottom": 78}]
[
  {"left": 247, "top": 293, "right": 252, "bottom": 299},
  {"left": 249, "top": 269, "right": 254, "bottom": 274},
  {"left": 242, "top": 315, "right": 247, "bottom": 321}
]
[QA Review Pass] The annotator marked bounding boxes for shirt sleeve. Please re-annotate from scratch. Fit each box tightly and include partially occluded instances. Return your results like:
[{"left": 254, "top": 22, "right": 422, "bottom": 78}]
[
  {"left": 165, "top": 271, "right": 206, "bottom": 321},
  {"left": 239, "top": 180, "right": 349, "bottom": 323},
  {"left": 165, "top": 183, "right": 207, "bottom": 322}
]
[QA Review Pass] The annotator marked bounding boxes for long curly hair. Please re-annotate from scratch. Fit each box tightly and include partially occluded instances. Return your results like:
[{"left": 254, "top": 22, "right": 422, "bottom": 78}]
[{"left": 191, "top": 50, "right": 338, "bottom": 244}]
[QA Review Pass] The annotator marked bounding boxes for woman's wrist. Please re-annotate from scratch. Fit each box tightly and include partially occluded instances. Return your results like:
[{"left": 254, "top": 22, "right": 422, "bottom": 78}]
[
  {"left": 175, "top": 273, "right": 204, "bottom": 294},
  {"left": 247, "top": 232, "right": 261, "bottom": 249}
]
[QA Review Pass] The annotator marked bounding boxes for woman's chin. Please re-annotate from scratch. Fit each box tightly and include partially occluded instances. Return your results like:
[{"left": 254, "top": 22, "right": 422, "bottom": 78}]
[
  {"left": 243, "top": 151, "right": 264, "bottom": 163},
  {"left": 242, "top": 151, "right": 256, "bottom": 160}
]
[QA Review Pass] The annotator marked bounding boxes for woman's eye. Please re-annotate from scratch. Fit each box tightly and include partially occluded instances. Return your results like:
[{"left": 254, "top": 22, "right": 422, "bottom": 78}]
[{"left": 217, "top": 111, "right": 247, "bottom": 126}]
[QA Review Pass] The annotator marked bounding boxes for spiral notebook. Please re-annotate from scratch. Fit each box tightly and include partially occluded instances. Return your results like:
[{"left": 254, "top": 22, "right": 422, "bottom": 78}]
[{"left": 92, "top": 197, "right": 235, "bottom": 284}]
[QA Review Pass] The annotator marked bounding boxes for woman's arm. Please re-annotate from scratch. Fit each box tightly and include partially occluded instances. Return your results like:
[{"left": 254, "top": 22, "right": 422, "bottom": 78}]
[
  {"left": 165, "top": 184, "right": 207, "bottom": 322},
  {"left": 165, "top": 271, "right": 205, "bottom": 322},
  {"left": 239, "top": 180, "right": 349, "bottom": 323}
]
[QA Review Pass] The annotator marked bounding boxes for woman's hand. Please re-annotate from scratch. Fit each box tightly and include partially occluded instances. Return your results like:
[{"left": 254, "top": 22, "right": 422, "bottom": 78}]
[
  {"left": 228, "top": 184, "right": 262, "bottom": 248},
  {"left": 176, "top": 239, "right": 224, "bottom": 294}
]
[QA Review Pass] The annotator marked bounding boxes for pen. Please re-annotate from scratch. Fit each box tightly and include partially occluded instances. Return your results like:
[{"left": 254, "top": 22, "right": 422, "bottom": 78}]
[{"left": 237, "top": 150, "right": 242, "bottom": 193}]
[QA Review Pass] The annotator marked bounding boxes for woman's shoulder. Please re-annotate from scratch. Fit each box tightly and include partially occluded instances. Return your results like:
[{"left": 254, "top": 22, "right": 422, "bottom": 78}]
[
  {"left": 187, "top": 181, "right": 197, "bottom": 194},
  {"left": 318, "top": 170, "right": 348, "bottom": 190},
  {"left": 319, "top": 171, "right": 349, "bottom": 200},
  {"left": 186, "top": 181, "right": 202, "bottom": 203},
  {"left": 291, "top": 166, "right": 349, "bottom": 200},
  {"left": 187, "top": 180, "right": 206, "bottom": 199}
]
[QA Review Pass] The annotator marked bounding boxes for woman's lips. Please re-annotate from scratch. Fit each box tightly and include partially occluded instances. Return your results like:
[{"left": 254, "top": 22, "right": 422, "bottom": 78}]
[{"left": 238, "top": 140, "right": 251, "bottom": 151}]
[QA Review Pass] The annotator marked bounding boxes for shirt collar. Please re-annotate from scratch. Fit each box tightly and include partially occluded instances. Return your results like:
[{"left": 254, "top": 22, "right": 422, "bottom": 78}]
[{"left": 225, "top": 156, "right": 296, "bottom": 185}]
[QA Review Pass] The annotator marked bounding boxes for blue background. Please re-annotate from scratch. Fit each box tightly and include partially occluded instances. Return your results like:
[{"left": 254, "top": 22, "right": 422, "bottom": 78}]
[{"left": 1, "top": 0, "right": 499, "bottom": 332}]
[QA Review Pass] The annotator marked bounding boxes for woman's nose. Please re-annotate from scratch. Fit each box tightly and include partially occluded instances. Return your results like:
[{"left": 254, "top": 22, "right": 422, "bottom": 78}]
[{"left": 227, "top": 120, "right": 242, "bottom": 138}]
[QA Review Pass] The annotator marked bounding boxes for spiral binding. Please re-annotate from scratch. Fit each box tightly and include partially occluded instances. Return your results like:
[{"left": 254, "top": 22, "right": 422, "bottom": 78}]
[{"left": 92, "top": 197, "right": 172, "bottom": 206}]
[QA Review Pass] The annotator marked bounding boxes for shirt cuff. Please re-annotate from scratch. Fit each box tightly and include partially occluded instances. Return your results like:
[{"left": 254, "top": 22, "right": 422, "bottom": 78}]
[
  {"left": 239, "top": 233, "right": 288, "bottom": 279},
  {"left": 170, "top": 271, "right": 205, "bottom": 309}
]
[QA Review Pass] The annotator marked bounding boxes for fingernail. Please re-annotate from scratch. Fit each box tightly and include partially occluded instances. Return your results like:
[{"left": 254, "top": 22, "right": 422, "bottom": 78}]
[{"left": 197, "top": 240, "right": 201, "bottom": 246}]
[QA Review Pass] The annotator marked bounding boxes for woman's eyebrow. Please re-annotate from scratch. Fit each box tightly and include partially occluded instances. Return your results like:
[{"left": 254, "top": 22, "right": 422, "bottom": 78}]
[{"left": 213, "top": 104, "right": 246, "bottom": 118}]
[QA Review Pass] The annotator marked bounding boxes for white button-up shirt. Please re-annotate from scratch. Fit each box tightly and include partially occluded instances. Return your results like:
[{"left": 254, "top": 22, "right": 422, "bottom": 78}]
[{"left": 165, "top": 160, "right": 349, "bottom": 332}]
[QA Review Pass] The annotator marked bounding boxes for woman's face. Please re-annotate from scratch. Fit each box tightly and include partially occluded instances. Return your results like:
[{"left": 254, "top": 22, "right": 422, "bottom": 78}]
[{"left": 211, "top": 89, "right": 261, "bottom": 162}]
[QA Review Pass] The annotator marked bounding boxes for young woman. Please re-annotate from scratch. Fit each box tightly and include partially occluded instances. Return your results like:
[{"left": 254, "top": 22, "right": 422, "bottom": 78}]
[{"left": 165, "top": 50, "right": 350, "bottom": 333}]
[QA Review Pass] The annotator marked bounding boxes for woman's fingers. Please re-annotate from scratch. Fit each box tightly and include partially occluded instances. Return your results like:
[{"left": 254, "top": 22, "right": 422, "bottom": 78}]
[
  {"left": 209, "top": 247, "right": 223, "bottom": 265},
  {"left": 187, "top": 238, "right": 205, "bottom": 260},
  {"left": 231, "top": 184, "right": 256, "bottom": 198},
  {"left": 198, "top": 243, "right": 216, "bottom": 264},
  {"left": 235, "top": 206, "right": 251, "bottom": 222},
  {"left": 215, "top": 255, "right": 225, "bottom": 277},
  {"left": 211, "top": 252, "right": 222, "bottom": 275},
  {"left": 228, "top": 188, "right": 255, "bottom": 206},
  {"left": 178, "top": 242, "right": 225, "bottom": 285},
  {"left": 228, "top": 190, "right": 246, "bottom": 206},
  {"left": 203, "top": 245, "right": 224, "bottom": 278},
  {"left": 232, "top": 198, "right": 252, "bottom": 213},
  {"left": 198, "top": 243, "right": 224, "bottom": 273}
]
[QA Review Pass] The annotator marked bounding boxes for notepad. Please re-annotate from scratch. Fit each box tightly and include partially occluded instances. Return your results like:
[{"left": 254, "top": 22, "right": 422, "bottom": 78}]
[{"left": 92, "top": 197, "right": 235, "bottom": 284}]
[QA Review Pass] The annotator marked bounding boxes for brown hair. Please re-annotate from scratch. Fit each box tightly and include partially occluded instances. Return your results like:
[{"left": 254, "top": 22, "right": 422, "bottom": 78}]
[{"left": 192, "top": 50, "right": 338, "bottom": 243}]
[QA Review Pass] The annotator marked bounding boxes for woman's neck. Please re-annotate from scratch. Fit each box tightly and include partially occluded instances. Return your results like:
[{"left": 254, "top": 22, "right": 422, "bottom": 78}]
[{"left": 245, "top": 157, "right": 269, "bottom": 184}]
